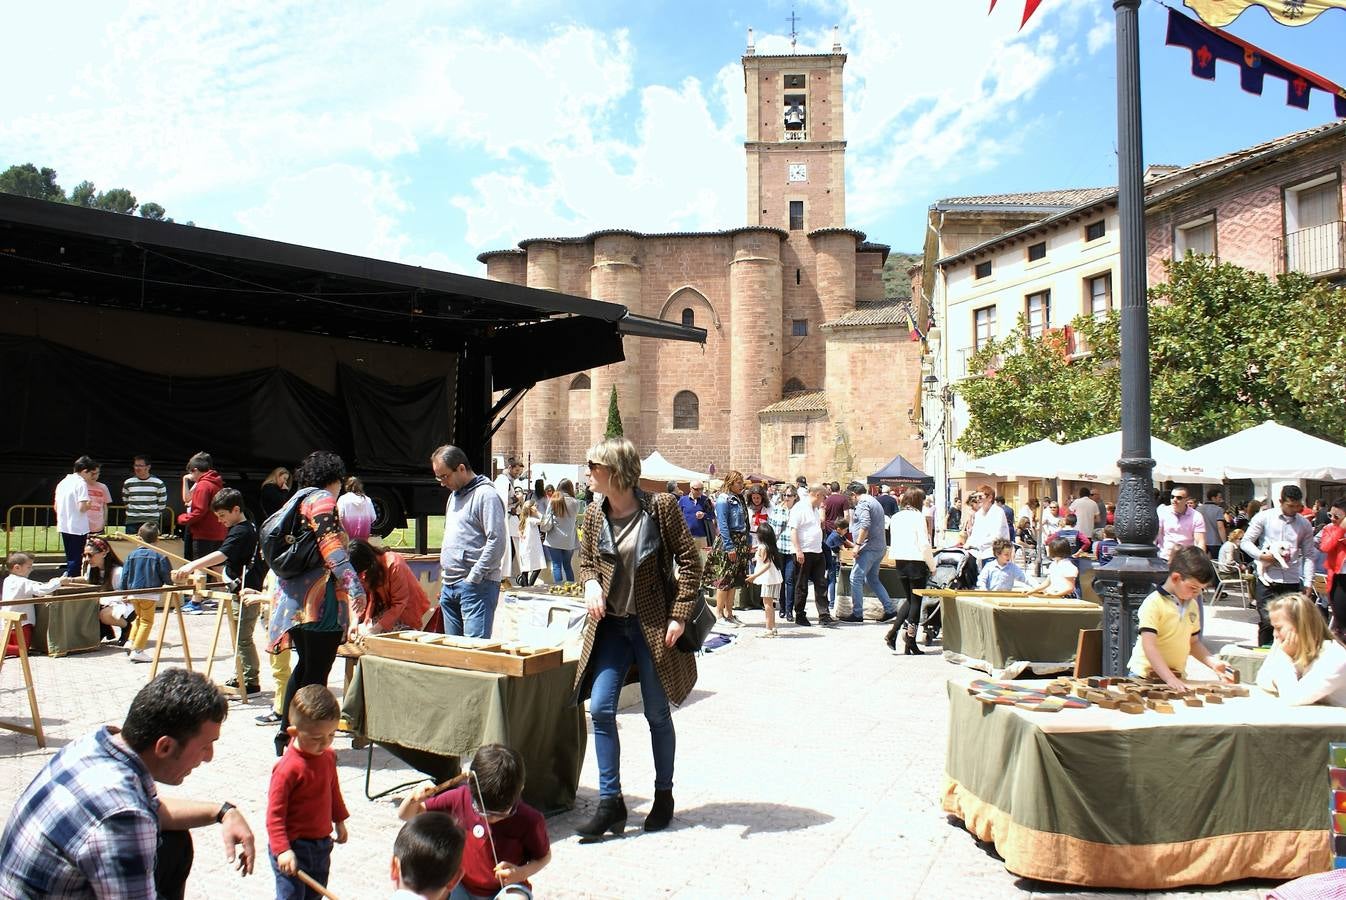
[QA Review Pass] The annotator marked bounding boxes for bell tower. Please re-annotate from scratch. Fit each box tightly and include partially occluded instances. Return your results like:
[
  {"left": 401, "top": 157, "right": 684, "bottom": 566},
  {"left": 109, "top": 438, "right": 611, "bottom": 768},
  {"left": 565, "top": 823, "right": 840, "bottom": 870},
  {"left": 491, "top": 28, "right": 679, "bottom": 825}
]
[{"left": 743, "top": 28, "right": 847, "bottom": 232}]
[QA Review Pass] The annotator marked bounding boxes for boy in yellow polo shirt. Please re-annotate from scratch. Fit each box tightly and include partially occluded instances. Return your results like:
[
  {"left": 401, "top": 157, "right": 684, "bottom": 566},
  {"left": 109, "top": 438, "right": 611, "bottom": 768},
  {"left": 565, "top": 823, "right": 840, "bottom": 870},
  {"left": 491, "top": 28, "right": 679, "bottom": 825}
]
[{"left": 1129, "top": 545, "right": 1233, "bottom": 692}]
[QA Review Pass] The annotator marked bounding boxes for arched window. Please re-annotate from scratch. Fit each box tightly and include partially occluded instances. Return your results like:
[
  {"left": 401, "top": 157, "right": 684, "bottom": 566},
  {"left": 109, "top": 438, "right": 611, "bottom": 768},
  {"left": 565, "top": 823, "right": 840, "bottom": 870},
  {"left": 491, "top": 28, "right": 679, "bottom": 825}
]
[
  {"left": 569, "top": 373, "right": 591, "bottom": 391},
  {"left": 783, "top": 378, "right": 807, "bottom": 395},
  {"left": 672, "top": 390, "right": 699, "bottom": 430},
  {"left": 681, "top": 307, "right": 695, "bottom": 327}
]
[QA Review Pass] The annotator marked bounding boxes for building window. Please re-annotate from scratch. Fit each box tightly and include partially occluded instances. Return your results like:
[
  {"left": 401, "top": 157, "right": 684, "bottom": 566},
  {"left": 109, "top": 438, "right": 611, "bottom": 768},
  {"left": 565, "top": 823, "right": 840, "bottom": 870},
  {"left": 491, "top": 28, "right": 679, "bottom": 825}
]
[
  {"left": 784, "top": 74, "right": 806, "bottom": 88},
  {"left": 1085, "top": 220, "right": 1106, "bottom": 242},
  {"left": 783, "top": 377, "right": 807, "bottom": 395},
  {"left": 672, "top": 390, "right": 699, "bottom": 430},
  {"left": 569, "top": 374, "right": 591, "bottom": 391},
  {"left": 1085, "top": 274, "right": 1111, "bottom": 319},
  {"left": 974, "top": 260, "right": 992, "bottom": 280},
  {"left": 790, "top": 435, "right": 806, "bottom": 456},
  {"left": 789, "top": 200, "right": 804, "bottom": 230},
  {"left": 1025, "top": 290, "right": 1051, "bottom": 339},
  {"left": 1174, "top": 214, "right": 1216, "bottom": 259},
  {"left": 1027, "top": 241, "right": 1047, "bottom": 262},
  {"left": 791, "top": 319, "right": 808, "bottom": 337},
  {"left": 1284, "top": 175, "right": 1342, "bottom": 275},
  {"left": 680, "top": 307, "right": 695, "bottom": 327},
  {"left": 973, "top": 305, "right": 996, "bottom": 350}
]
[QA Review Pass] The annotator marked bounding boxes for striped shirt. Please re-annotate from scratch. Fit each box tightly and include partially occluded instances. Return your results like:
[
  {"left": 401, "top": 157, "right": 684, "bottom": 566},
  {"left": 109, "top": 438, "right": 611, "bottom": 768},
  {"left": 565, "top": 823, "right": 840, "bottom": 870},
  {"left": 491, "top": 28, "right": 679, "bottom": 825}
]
[
  {"left": 0, "top": 727, "right": 160, "bottom": 898},
  {"left": 122, "top": 476, "right": 167, "bottom": 525}
]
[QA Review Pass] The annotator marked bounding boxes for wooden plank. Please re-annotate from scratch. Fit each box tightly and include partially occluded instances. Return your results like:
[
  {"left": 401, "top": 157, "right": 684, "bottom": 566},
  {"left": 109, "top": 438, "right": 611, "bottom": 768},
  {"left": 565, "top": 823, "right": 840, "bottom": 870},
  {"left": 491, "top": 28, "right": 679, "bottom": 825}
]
[
  {"left": 1073, "top": 628, "right": 1103, "bottom": 678},
  {"left": 362, "top": 632, "right": 562, "bottom": 676}
]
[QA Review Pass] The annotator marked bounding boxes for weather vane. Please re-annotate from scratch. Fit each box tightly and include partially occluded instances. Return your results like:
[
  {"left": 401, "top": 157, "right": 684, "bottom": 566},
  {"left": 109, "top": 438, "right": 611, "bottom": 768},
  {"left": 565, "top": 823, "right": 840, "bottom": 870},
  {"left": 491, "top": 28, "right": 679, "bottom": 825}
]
[{"left": 787, "top": 8, "right": 800, "bottom": 53}]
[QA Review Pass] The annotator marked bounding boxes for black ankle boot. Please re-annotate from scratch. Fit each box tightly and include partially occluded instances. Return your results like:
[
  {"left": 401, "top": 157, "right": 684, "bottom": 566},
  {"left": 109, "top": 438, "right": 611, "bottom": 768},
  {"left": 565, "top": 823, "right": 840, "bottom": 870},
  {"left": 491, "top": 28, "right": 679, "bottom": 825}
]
[
  {"left": 905, "top": 624, "right": 924, "bottom": 656},
  {"left": 117, "top": 612, "right": 136, "bottom": 647},
  {"left": 884, "top": 623, "right": 899, "bottom": 651},
  {"left": 576, "top": 796, "right": 627, "bottom": 838},
  {"left": 644, "top": 789, "right": 674, "bottom": 832}
]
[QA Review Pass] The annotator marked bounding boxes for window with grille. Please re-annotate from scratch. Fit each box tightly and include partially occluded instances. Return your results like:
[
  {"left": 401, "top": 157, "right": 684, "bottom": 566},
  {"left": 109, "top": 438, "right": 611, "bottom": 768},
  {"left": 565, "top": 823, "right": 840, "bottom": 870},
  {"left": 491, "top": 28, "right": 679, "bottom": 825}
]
[
  {"left": 789, "top": 201, "right": 804, "bottom": 230},
  {"left": 1085, "top": 220, "right": 1106, "bottom": 242},
  {"left": 790, "top": 435, "right": 806, "bottom": 456},
  {"left": 974, "top": 260, "right": 992, "bottom": 280},
  {"left": 681, "top": 307, "right": 694, "bottom": 327},
  {"left": 1025, "top": 290, "right": 1051, "bottom": 339},
  {"left": 1027, "top": 241, "right": 1047, "bottom": 262},
  {"left": 791, "top": 319, "right": 808, "bottom": 337},
  {"left": 672, "top": 390, "right": 699, "bottom": 430},
  {"left": 1086, "top": 274, "right": 1111, "bottom": 319}
]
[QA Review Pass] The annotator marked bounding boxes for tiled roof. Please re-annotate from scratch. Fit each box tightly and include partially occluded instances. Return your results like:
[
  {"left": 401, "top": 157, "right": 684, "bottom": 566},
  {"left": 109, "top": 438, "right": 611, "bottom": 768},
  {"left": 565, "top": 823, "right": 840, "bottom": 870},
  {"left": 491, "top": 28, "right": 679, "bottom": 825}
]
[
  {"left": 820, "top": 299, "right": 913, "bottom": 330},
  {"left": 759, "top": 390, "right": 828, "bottom": 415},
  {"left": 935, "top": 188, "right": 1115, "bottom": 208}
]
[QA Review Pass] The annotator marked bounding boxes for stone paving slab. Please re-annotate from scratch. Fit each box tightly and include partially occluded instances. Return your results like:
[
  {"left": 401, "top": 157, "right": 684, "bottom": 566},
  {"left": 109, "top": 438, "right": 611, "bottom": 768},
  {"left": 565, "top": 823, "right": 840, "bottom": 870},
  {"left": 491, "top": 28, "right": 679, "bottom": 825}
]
[{"left": 0, "top": 603, "right": 1281, "bottom": 898}]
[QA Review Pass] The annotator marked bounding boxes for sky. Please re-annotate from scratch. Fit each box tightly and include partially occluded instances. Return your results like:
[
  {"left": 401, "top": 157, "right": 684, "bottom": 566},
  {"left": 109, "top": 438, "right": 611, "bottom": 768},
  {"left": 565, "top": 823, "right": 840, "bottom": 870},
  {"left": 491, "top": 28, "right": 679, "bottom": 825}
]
[{"left": 2, "top": 1, "right": 1343, "bottom": 275}]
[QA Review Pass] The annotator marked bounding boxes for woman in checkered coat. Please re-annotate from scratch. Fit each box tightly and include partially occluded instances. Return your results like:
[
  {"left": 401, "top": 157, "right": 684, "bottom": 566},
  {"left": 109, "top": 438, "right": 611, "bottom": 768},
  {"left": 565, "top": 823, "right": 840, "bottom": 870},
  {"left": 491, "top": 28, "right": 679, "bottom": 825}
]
[{"left": 572, "top": 437, "right": 701, "bottom": 839}]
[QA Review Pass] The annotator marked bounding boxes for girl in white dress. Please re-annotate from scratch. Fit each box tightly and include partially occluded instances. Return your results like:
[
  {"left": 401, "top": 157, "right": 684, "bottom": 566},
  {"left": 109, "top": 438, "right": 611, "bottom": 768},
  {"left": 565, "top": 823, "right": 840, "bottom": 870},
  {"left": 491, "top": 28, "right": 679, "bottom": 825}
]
[
  {"left": 746, "top": 523, "right": 784, "bottom": 637},
  {"left": 1258, "top": 592, "right": 1346, "bottom": 707},
  {"left": 515, "top": 500, "right": 547, "bottom": 587}
]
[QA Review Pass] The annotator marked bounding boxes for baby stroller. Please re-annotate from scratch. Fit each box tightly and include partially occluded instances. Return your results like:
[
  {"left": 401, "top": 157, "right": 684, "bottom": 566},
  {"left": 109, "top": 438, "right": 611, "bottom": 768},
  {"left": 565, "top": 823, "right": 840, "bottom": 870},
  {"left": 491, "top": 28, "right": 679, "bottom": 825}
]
[{"left": 919, "top": 547, "right": 979, "bottom": 645}]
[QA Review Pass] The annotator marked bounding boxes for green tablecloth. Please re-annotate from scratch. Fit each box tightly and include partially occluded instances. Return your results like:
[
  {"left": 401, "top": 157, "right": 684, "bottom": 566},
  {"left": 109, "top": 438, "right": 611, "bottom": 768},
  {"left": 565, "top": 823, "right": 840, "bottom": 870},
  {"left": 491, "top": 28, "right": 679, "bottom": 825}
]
[
  {"left": 38, "top": 599, "right": 100, "bottom": 657},
  {"left": 342, "top": 655, "right": 585, "bottom": 814},
  {"left": 943, "top": 677, "right": 1346, "bottom": 887},
  {"left": 940, "top": 594, "right": 1101, "bottom": 675},
  {"left": 836, "top": 565, "right": 903, "bottom": 600}
]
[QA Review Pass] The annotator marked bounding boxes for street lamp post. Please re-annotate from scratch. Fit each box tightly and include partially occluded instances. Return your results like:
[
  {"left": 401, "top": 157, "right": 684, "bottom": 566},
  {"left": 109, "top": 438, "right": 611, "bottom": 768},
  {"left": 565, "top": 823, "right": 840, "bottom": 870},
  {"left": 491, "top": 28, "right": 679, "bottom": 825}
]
[{"left": 1093, "top": 0, "right": 1168, "bottom": 676}]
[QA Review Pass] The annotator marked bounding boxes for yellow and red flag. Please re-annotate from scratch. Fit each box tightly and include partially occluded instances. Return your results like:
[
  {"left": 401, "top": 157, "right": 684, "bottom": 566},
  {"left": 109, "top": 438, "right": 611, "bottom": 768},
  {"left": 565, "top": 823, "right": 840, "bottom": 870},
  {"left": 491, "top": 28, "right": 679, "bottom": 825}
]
[
  {"left": 1184, "top": 0, "right": 1346, "bottom": 26},
  {"left": 988, "top": 0, "right": 1045, "bottom": 30}
]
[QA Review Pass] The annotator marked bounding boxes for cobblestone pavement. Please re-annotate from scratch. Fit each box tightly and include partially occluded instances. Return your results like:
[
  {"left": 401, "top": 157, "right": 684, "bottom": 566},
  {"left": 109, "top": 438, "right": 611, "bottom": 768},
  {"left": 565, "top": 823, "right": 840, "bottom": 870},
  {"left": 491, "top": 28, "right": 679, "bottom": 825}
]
[{"left": 0, "top": 599, "right": 1276, "bottom": 899}]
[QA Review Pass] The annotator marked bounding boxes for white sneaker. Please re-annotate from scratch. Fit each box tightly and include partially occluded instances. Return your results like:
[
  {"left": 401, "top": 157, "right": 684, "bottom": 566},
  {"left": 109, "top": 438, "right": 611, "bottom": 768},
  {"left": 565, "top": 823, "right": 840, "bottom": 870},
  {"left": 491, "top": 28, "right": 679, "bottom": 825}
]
[{"left": 127, "top": 649, "right": 152, "bottom": 663}]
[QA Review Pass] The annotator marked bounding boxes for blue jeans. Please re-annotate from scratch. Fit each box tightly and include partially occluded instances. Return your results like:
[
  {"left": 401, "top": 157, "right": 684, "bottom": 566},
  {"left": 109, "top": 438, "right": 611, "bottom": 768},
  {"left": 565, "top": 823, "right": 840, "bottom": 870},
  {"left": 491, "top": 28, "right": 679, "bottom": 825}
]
[
  {"left": 440, "top": 579, "right": 501, "bottom": 638},
  {"left": 271, "top": 837, "right": 332, "bottom": 900},
  {"left": 779, "top": 556, "right": 796, "bottom": 615},
  {"left": 587, "top": 615, "right": 675, "bottom": 798},
  {"left": 823, "top": 546, "right": 840, "bottom": 610},
  {"left": 545, "top": 546, "right": 575, "bottom": 584},
  {"left": 850, "top": 545, "right": 897, "bottom": 617},
  {"left": 60, "top": 532, "right": 86, "bottom": 577}
]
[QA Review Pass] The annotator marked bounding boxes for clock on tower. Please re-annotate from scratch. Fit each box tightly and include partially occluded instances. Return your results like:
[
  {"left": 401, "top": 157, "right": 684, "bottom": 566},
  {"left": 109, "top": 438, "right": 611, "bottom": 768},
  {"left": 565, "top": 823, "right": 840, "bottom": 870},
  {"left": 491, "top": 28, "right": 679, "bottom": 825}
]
[{"left": 788, "top": 163, "right": 807, "bottom": 182}]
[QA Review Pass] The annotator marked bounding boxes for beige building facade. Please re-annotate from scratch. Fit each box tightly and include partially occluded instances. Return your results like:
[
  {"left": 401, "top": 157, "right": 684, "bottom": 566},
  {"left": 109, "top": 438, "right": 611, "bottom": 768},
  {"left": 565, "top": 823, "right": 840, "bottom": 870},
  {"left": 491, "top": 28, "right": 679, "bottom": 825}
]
[{"left": 480, "top": 39, "right": 923, "bottom": 482}]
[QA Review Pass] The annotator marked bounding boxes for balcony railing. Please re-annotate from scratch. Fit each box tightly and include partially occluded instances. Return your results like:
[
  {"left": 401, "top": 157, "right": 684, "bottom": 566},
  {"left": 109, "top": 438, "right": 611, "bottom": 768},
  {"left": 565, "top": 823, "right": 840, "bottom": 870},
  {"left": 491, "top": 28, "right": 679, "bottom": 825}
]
[
  {"left": 1275, "top": 220, "right": 1345, "bottom": 277},
  {"left": 783, "top": 130, "right": 808, "bottom": 142},
  {"left": 958, "top": 345, "right": 1003, "bottom": 378}
]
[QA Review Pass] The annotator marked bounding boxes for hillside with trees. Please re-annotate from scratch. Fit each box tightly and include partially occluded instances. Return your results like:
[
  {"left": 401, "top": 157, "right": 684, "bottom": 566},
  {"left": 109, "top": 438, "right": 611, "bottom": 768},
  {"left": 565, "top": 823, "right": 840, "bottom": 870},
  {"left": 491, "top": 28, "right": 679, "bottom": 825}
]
[{"left": 0, "top": 163, "right": 186, "bottom": 223}]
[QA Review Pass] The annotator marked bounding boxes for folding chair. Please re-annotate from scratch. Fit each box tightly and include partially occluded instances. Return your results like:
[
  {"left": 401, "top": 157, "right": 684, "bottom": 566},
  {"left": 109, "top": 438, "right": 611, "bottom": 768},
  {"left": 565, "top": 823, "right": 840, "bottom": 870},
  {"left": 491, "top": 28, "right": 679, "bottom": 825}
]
[{"left": 1211, "top": 562, "right": 1251, "bottom": 609}]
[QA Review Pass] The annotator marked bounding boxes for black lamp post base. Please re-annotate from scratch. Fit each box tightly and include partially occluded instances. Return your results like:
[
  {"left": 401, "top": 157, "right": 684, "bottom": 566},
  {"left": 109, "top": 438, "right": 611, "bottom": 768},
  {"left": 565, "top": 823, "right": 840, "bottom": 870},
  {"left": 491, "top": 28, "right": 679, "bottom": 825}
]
[{"left": 1093, "top": 553, "right": 1168, "bottom": 676}]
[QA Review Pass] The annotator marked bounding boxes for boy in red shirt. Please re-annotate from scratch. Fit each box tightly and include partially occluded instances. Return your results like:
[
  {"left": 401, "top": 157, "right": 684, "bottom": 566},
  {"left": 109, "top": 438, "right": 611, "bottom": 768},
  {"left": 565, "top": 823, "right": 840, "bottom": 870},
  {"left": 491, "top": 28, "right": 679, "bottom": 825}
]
[
  {"left": 268, "top": 684, "right": 349, "bottom": 899},
  {"left": 398, "top": 744, "right": 551, "bottom": 900}
]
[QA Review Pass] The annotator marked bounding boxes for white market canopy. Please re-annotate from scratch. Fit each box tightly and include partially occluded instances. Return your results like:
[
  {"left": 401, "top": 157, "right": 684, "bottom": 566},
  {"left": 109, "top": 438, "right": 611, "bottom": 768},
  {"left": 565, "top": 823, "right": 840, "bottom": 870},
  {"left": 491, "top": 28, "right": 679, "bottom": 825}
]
[
  {"left": 966, "top": 439, "right": 1065, "bottom": 479},
  {"left": 1052, "top": 430, "right": 1221, "bottom": 485},
  {"left": 640, "top": 451, "right": 709, "bottom": 483},
  {"left": 1182, "top": 420, "right": 1346, "bottom": 481}
]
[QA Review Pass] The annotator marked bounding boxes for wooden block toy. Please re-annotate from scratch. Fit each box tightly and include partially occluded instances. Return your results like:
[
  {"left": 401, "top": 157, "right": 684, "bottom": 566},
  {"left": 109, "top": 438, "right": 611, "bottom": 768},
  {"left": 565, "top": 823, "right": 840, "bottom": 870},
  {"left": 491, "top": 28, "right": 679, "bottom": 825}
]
[
  {"left": 1033, "top": 697, "right": 1067, "bottom": 713},
  {"left": 1095, "top": 697, "right": 1120, "bottom": 710},
  {"left": 1145, "top": 699, "right": 1174, "bottom": 714},
  {"left": 1183, "top": 696, "right": 1203, "bottom": 707},
  {"left": 1119, "top": 701, "right": 1145, "bottom": 714},
  {"left": 1228, "top": 668, "right": 1241, "bottom": 684},
  {"left": 1206, "top": 693, "right": 1223, "bottom": 704}
]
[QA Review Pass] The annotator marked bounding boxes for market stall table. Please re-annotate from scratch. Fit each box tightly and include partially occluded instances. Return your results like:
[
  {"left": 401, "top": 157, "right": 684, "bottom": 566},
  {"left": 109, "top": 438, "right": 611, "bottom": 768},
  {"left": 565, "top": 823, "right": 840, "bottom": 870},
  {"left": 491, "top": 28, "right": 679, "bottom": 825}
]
[
  {"left": 921, "top": 589, "right": 1102, "bottom": 678},
  {"left": 341, "top": 654, "right": 585, "bottom": 814},
  {"left": 1217, "top": 643, "right": 1269, "bottom": 685},
  {"left": 942, "top": 674, "right": 1346, "bottom": 888}
]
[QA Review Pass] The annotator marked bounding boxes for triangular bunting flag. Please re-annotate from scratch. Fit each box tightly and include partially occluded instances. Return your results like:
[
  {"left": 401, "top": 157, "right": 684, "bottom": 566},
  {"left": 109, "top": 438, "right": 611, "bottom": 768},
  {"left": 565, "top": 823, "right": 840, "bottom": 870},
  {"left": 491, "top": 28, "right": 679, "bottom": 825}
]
[
  {"left": 1184, "top": 0, "right": 1346, "bottom": 27},
  {"left": 989, "top": 0, "right": 1046, "bottom": 29},
  {"left": 1166, "top": 7, "right": 1346, "bottom": 117}
]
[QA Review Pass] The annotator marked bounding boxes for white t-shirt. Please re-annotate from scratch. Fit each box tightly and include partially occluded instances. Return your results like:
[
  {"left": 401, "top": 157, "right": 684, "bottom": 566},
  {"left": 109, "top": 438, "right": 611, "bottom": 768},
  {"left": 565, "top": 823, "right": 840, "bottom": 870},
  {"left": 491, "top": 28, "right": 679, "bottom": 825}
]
[
  {"left": 2, "top": 573, "right": 63, "bottom": 624},
  {"left": 54, "top": 473, "right": 91, "bottom": 535},
  {"left": 1045, "top": 558, "right": 1079, "bottom": 594},
  {"left": 1257, "top": 639, "right": 1346, "bottom": 707},
  {"left": 1070, "top": 497, "right": 1100, "bottom": 536},
  {"left": 788, "top": 501, "right": 823, "bottom": 553}
]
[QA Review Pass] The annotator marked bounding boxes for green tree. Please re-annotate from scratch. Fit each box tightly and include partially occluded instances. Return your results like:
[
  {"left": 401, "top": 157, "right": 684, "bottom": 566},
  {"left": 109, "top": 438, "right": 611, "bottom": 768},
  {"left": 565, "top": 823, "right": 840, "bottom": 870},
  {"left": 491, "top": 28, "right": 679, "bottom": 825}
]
[
  {"left": 880, "top": 251, "right": 923, "bottom": 301},
  {"left": 139, "top": 202, "right": 167, "bottom": 220},
  {"left": 0, "top": 163, "right": 66, "bottom": 202},
  {"left": 604, "top": 385, "right": 624, "bottom": 439},
  {"left": 69, "top": 180, "right": 97, "bottom": 208},
  {"left": 952, "top": 255, "right": 1346, "bottom": 456},
  {"left": 95, "top": 188, "right": 137, "bottom": 214}
]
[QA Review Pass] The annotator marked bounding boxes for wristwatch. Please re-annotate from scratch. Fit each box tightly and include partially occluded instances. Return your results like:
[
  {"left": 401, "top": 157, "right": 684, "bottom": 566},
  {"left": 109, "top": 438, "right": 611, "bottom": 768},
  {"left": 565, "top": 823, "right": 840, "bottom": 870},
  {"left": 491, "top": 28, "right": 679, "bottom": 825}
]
[{"left": 216, "top": 801, "right": 236, "bottom": 824}]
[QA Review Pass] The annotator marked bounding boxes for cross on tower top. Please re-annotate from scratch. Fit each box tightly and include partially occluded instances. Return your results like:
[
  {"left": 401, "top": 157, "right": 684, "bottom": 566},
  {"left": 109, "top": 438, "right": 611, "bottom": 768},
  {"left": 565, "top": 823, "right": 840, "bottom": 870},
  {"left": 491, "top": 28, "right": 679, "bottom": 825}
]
[{"left": 787, "top": 8, "right": 800, "bottom": 53}]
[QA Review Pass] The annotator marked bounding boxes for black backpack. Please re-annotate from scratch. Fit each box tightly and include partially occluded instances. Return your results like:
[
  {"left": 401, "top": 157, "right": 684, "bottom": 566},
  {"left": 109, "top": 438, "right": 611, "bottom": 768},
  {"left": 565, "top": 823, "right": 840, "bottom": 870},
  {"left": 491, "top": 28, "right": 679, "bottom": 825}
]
[{"left": 259, "top": 487, "right": 321, "bottom": 579}]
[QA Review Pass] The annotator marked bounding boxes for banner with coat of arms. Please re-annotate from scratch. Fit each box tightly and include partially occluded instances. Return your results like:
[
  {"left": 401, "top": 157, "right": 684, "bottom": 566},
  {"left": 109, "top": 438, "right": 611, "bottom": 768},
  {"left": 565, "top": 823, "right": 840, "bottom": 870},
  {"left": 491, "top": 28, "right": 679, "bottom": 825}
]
[{"left": 1184, "top": 0, "right": 1346, "bottom": 26}]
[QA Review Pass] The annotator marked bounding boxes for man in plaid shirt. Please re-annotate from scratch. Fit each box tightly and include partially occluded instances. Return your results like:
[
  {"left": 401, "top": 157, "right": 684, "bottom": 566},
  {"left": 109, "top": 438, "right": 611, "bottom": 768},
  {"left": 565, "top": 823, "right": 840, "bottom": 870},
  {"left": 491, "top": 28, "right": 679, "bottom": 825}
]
[
  {"left": 0, "top": 669, "right": 256, "bottom": 898},
  {"left": 769, "top": 487, "right": 799, "bottom": 621}
]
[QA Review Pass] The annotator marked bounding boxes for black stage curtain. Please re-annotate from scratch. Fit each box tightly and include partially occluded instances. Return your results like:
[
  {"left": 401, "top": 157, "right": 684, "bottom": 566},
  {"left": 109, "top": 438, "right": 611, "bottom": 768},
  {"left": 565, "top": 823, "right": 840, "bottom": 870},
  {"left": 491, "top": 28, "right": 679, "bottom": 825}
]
[
  {"left": 337, "top": 364, "right": 451, "bottom": 473},
  {"left": 0, "top": 334, "right": 348, "bottom": 469}
]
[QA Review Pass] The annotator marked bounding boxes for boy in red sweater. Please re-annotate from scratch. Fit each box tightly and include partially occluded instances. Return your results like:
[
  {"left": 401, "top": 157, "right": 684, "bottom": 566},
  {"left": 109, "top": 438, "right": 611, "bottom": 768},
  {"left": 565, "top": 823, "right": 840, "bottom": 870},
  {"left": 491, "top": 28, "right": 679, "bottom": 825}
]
[
  {"left": 397, "top": 744, "right": 550, "bottom": 900},
  {"left": 268, "top": 684, "right": 349, "bottom": 899}
]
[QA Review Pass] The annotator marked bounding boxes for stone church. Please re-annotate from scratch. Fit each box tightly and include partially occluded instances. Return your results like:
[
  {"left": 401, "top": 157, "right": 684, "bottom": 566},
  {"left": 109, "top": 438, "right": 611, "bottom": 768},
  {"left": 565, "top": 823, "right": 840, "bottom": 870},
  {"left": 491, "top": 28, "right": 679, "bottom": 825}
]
[{"left": 480, "top": 36, "right": 923, "bottom": 481}]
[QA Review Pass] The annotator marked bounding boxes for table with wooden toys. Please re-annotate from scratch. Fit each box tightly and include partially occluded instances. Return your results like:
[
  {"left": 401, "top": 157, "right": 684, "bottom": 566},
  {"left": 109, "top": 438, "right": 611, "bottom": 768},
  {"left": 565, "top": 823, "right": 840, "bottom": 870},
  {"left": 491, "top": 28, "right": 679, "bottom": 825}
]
[
  {"left": 943, "top": 672, "right": 1346, "bottom": 888},
  {"left": 340, "top": 631, "right": 585, "bottom": 813},
  {"left": 919, "top": 589, "right": 1103, "bottom": 677}
]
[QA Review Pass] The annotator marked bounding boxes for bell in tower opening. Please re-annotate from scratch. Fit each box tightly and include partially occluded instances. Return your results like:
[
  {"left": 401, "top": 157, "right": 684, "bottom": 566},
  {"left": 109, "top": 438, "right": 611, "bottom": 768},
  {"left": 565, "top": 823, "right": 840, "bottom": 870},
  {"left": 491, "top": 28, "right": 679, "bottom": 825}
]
[{"left": 784, "top": 95, "right": 805, "bottom": 131}]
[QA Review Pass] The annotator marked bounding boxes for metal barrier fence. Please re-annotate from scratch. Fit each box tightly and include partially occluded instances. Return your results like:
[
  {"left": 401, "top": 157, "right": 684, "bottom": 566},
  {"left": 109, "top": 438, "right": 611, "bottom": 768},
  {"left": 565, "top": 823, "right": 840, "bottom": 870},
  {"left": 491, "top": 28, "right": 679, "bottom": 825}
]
[{"left": 3, "top": 505, "right": 177, "bottom": 558}]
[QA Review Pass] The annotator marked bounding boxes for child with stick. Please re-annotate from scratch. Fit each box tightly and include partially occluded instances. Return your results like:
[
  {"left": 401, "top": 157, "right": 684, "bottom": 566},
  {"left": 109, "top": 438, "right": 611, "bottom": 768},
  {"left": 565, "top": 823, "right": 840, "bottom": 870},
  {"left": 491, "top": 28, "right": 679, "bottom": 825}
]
[
  {"left": 267, "top": 684, "right": 349, "bottom": 899},
  {"left": 745, "top": 522, "right": 783, "bottom": 637},
  {"left": 397, "top": 744, "right": 550, "bottom": 900}
]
